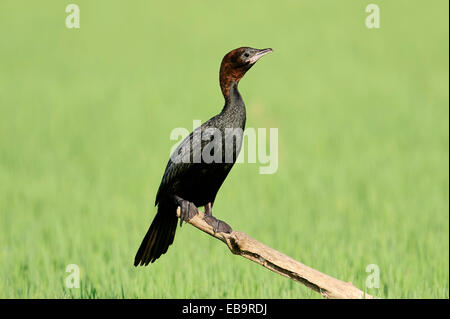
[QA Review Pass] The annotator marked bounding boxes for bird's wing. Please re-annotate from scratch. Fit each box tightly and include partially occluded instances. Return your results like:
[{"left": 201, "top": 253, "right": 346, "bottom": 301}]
[{"left": 154, "top": 125, "right": 205, "bottom": 206}]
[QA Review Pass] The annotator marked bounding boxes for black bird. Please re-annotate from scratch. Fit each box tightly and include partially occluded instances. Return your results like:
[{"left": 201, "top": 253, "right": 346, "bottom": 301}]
[{"left": 134, "top": 47, "right": 273, "bottom": 266}]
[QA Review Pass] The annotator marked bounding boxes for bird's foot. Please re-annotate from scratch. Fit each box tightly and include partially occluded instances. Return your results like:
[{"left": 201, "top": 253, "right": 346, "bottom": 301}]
[
  {"left": 203, "top": 214, "right": 232, "bottom": 234},
  {"left": 175, "top": 196, "right": 198, "bottom": 227},
  {"left": 204, "top": 202, "right": 212, "bottom": 216}
]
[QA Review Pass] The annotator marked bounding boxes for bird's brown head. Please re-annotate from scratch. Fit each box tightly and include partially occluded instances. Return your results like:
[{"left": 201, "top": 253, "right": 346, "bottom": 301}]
[{"left": 219, "top": 47, "right": 273, "bottom": 99}]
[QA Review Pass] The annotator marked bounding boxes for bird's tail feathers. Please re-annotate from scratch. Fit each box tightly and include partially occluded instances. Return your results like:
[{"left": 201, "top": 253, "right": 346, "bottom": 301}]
[{"left": 134, "top": 201, "right": 178, "bottom": 266}]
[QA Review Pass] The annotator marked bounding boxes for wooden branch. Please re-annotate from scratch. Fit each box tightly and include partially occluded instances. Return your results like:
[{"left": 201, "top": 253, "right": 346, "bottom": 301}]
[{"left": 176, "top": 207, "right": 373, "bottom": 299}]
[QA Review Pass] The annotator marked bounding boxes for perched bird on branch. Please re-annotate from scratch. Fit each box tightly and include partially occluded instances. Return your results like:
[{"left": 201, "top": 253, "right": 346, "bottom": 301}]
[{"left": 134, "top": 47, "right": 273, "bottom": 266}]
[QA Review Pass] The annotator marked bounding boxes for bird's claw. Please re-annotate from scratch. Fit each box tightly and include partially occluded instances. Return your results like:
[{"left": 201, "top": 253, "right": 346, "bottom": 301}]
[
  {"left": 203, "top": 214, "right": 232, "bottom": 234},
  {"left": 176, "top": 197, "right": 198, "bottom": 227}
]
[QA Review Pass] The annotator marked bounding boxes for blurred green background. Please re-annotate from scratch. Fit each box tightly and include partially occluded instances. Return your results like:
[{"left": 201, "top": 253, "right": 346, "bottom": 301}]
[{"left": 0, "top": 0, "right": 448, "bottom": 298}]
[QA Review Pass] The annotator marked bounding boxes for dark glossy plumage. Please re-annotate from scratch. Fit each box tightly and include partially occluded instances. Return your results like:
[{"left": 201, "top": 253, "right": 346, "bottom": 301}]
[{"left": 155, "top": 82, "right": 245, "bottom": 209}]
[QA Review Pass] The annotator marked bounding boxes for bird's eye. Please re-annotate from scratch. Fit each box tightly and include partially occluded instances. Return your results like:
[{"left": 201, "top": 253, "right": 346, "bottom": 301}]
[{"left": 244, "top": 53, "right": 249, "bottom": 58}]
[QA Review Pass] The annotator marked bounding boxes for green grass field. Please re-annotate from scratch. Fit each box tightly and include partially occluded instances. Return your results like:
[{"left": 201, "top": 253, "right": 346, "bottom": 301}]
[{"left": 0, "top": 0, "right": 448, "bottom": 299}]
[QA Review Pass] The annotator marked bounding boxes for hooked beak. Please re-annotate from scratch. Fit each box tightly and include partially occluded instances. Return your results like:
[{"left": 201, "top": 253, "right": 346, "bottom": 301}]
[{"left": 249, "top": 48, "right": 273, "bottom": 64}]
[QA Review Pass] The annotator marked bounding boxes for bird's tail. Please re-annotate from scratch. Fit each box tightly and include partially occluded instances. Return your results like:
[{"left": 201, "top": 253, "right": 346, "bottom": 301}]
[{"left": 134, "top": 201, "right": 178, "bottom": 266}]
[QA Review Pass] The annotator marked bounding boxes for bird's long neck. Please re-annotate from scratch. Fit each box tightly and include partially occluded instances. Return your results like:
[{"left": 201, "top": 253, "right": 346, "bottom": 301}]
[{"left": 221, "top": 81, "right": 246, "bottom": 120}]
